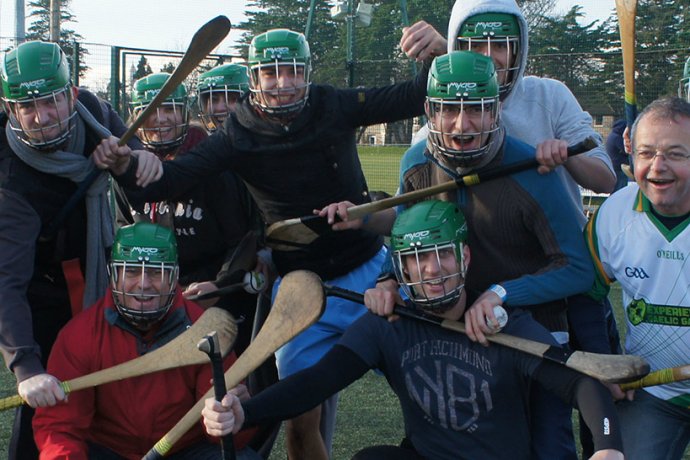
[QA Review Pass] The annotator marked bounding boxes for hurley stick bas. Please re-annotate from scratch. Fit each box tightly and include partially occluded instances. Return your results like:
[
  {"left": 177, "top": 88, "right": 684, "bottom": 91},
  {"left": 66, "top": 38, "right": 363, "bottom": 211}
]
[
  {"left": 324, "top": 285, "right": 650, "bottom": 384},
  {"left": 142, "top": 270, "right": 326, "bottom": 459},
  {"left": 266, "top": 137, "right": 598, "bottom": 251},
  {"left": 0, "top": 308, "right": 237, "bottom": 412}
]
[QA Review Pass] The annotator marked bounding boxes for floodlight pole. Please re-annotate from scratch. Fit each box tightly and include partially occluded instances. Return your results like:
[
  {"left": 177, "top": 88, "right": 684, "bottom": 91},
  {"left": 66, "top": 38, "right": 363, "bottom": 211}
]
[
  {"left": 305, "top": 0, "right": 317, "bottom": 40},
  {"left": 346, "top": 0, "right": 355, "bottom": 87}
]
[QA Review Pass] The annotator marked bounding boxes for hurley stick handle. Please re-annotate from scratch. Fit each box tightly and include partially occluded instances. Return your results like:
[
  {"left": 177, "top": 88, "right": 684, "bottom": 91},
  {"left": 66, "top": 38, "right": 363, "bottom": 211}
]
[
  {"left": 620, "top": 364, "right": 690, "bottom": 391},
  {"left": 347, "top": 136, "right": 598, "bottom": 220}
]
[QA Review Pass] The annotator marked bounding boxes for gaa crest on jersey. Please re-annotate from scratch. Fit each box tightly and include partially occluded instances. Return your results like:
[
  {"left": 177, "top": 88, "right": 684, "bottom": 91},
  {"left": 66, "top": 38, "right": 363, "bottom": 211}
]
[{"left": 627, "top": 298, "right": 647, "bottom": 326}]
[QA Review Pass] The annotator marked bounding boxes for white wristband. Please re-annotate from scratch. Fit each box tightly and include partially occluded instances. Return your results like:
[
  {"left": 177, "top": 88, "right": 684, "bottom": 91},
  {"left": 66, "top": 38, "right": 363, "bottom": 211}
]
[{"left": 489, "top": 284, "right": 507, "bottom": 303}]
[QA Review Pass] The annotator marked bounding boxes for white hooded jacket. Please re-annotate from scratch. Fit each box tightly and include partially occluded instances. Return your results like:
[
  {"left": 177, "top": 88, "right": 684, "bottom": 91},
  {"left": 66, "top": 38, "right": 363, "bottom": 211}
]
[{"left": 415, "top": 0, "right": 614, "bottom": 228}]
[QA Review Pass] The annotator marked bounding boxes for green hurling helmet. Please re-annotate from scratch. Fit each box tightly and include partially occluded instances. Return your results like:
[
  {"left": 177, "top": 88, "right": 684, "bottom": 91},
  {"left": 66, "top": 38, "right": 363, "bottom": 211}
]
[
  {"left": 679, "top": 57, "right": 690, "bottom": 102},
  {"left": 247, "top": 29, "right": 312, "bottom": 118},
  {"left": 456, "top": 13, "right": 521, "bottom": 97},
  {"left": 109, "top": 222, "right": 179, "bottom": 330},
  {"left": 391, "top": 200, "right": 468, "bottom": 313},
  {"left": 426, "top": 51, "right": 500, "bottom": 168},
  {"left": 196, "top": 63, "right": 249, "bottom": 132},
  {"left": 1, "top": 41, "right": 76, "bottom": 150},
  {"left": 130, "top": 72, "right": 189, "bottom": 152}
]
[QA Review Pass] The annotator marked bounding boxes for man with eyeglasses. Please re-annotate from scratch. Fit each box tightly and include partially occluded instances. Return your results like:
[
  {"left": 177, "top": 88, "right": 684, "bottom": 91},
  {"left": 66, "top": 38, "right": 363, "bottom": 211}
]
[{"left": 585, "top": 96, "right": 690, "bottom": 460}]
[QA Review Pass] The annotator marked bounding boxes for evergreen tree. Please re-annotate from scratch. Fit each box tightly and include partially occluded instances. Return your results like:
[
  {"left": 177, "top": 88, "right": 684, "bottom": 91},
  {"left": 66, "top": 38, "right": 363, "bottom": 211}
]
[
  {"left": 132, "top": 56, "right": 152, "bottom": 81},
  {"left": 25, "top": 0, "right": 89, "bottom": 78}
]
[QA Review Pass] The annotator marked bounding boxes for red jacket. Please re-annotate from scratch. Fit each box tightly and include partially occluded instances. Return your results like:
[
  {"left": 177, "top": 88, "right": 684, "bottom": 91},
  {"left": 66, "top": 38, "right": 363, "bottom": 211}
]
[{"left": 33, "top": 290, "right": 252, "bottom": 459}]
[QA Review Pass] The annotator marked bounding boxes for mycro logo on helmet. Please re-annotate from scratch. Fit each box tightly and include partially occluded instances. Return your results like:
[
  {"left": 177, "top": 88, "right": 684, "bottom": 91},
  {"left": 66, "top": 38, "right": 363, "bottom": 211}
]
[
  {"left": 144, "top": 89, "right": 161, "bottom": 99},
  {"left": 202, "top": 76, "right": 224, "bottom": 86},
  {"left": 403, "top": 230, "right": 430, "bottom": 240},
  {"left": 19, "top": 79, "right": 46, "bottom": 89},
  {"left": 475, "top": 22, "right": 504, "bottom": 31},
  {"left": 131, "top": 247, "right": 159, "bottom": 256},
  {"left": 263, "top": 47, "right": 290, "bottom": 58},
  {"left": 448, "top": 82, "right": 477, "bottom": 92}
]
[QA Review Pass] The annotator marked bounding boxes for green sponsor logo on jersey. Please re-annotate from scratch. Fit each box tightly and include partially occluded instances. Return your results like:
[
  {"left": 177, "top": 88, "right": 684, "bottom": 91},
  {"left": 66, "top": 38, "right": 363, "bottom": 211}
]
[{"left": 627, "top": 298, "right": 690, "bottom": 326}]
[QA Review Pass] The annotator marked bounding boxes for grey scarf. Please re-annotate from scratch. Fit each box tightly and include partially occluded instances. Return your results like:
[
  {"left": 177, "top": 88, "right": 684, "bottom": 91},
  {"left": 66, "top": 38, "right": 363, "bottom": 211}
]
[{"left": 6, "top": 101, "right": 114, "bottom": 307}]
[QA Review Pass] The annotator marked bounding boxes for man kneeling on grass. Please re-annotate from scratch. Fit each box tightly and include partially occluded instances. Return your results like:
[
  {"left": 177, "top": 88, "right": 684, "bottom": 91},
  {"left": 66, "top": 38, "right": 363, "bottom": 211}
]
[
  {"left": 201, "top": 200, "right": 624, "bottom": 460},
  {"left": 32, "top": 223, "right": 260, "bottom": 460}
]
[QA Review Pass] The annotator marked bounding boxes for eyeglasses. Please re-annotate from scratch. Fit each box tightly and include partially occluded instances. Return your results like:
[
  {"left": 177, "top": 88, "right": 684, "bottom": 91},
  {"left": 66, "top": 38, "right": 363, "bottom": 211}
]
[{"left": 634, "top": 149, "right": 690, "bottom": 163}]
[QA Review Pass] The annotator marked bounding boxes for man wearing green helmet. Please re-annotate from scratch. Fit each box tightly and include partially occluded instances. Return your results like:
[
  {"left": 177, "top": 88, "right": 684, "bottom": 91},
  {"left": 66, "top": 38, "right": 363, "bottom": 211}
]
[
  {"left": 200, "top": 200, "right": 623, "bottom": 460},
  {"left": 120, "top": 72, "right": 262, "bottom": 356},
  {"left": 31, "top": 222, "right": 260, "bottom": 459},
  {"left": 197, "top": 63, "right": 249, "bottom": 132},
  {"left": 679, "top": 57, "right": 690, "bottom": 102},
  {"left": 130, "top": 72, "right": 194, "bottom": 153},
  {"left": 97, "top": 25, "right": 445, "bottom": 460},
  {"left": 320, "top": 50, "right": 594, "bottom": 459},
  {"left": 410, "top": 0, "right": 616, "bottom": 215},
  {"left": 0, "top": 40, "right": 155, "bottom": 458}
]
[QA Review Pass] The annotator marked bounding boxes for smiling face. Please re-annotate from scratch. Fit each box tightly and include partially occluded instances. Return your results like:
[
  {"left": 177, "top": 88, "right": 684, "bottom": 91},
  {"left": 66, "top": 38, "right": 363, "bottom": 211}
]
[
  {"left": 391, "top": 200, "right": 470, "bottom": 315},
  {"left": 250, "top": 62, "right": 309, "bottom": 116},
  {"left": 139, "top": 103, "right": 187, "bottom": 145},
  {"left": 198, "top": 90, "right": 241, "bottom": 131},
  {"left": 109, "top": 223, "right": 179, "bottom": 331},
  {"left": 110, "top": 261, "right": 177, "bottom": 331},
  {"left": 399, "top": 244, "right": 470, "bottom": 316},
  {"left": 632, "top": 113, "right": 690, "bottom": 216},
  {"left": 6, "top": 86, "right": 77, "bottom": 149}
]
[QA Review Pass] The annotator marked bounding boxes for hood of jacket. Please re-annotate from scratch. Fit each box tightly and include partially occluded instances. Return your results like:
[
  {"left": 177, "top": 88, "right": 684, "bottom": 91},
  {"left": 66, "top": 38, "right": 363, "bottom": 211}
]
[{"left": 447, "top": 0, "right": 529, "bottom": 105}]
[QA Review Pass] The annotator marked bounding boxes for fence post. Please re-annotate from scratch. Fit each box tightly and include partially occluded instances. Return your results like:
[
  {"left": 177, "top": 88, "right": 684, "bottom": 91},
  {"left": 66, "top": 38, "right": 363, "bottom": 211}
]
[
  {"left": 71, "top": 40, "right": 79, "bottom": 87},
  {"left": 110, "top": 46, "right": 122, "bottom": 117}
]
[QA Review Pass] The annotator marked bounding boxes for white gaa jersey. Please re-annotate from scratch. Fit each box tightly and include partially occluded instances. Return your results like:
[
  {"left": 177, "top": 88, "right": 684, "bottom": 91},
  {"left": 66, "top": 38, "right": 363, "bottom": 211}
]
[{"left": 587, "top": 184, "right": 690, "bottom": 405}]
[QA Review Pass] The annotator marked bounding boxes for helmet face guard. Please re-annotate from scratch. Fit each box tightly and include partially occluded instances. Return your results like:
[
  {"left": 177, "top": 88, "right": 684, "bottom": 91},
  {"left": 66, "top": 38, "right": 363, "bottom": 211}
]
[
  {"left": 391, "top": 200, "right": 468, "bottom": 313},
  {"left": 248, "top": 29, "right": 312, "bottom": 119},
  {"left": 426, "top": 51, "right": 500, "bottom": 168},
  {"left": 427, "top": 97, "right": 500, "bottom": 167},
  {"left": 455, "top": 13, "right": 521, "bottom": 97},
  {"left": 197, "top": 64, "right": 249, "bottom": 132},
  {"left": 4, "top": 85, "right": 77, "bottom": 150},
  {"left": 109, "top": 260, "right": 178, "bottom": 330},
  {"left": 109, "top": 223, "right": 179, "bottom": 330},
  {"left": 1, "top": 41, "right": 76, "bottom": 150},
  {"left": 130, "top": 72, "right": 189, "bottom": 152}
]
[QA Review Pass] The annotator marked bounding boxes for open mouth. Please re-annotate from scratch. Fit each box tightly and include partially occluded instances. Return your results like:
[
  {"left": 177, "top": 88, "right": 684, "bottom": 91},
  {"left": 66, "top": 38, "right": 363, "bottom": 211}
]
[{"left": 647, "top": 177, "right": 674, "bottom": 186}]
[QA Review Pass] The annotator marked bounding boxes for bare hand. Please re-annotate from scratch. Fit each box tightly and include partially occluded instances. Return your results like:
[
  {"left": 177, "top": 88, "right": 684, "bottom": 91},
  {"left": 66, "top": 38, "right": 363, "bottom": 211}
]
[
  {"left": 229, "top": 383, "right": 251, "bottom": 402},
  {"left": 131, "top": 150, "right": 163, "bottom": 187},
  {"left": 589, "top": 449, "right": 624, "bottom": 460},
  {"left": 202, "top": 392, "right": 244, "bottom": 437},
  {"left": 464, "top": 290, "right": 504, "bottom": 346},
  {"left": 606, "top": 382, "right": 634, "bottom": 402},
  {"left": 400, "top": 21, "right": 448, "bottom": 62},
  {"left": 92, "top": 136, "right": 131, "bottom": 175},
  {"left": 536, "top": 139, "right": 569, "bottom": 174},
  {"left": 18, "top": 373, "right": 66, "bottom": 408},
  {"left": 315, "top": 201, "right": 363, "bottom": 231},
  {"left": 184, "top": 281, "right": 218, "bottom": 298},
  {"left": 184, "top": 281, "right": 219, "bottom": 308},
  {"left": 364, "top": 280, "right": 402, "bottom": 322}
]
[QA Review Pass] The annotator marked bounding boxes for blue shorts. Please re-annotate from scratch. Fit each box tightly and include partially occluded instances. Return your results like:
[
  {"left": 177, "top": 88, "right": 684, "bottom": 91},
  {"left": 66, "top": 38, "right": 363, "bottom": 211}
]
[{"left": 273, "top": 247, "right": 387, "bottom": 378}]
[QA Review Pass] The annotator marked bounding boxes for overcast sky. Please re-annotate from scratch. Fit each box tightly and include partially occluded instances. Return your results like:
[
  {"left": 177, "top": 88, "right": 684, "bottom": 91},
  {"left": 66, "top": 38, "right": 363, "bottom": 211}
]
[{"left": 1, "top": 1, "right": 616, "bottom": 53}]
